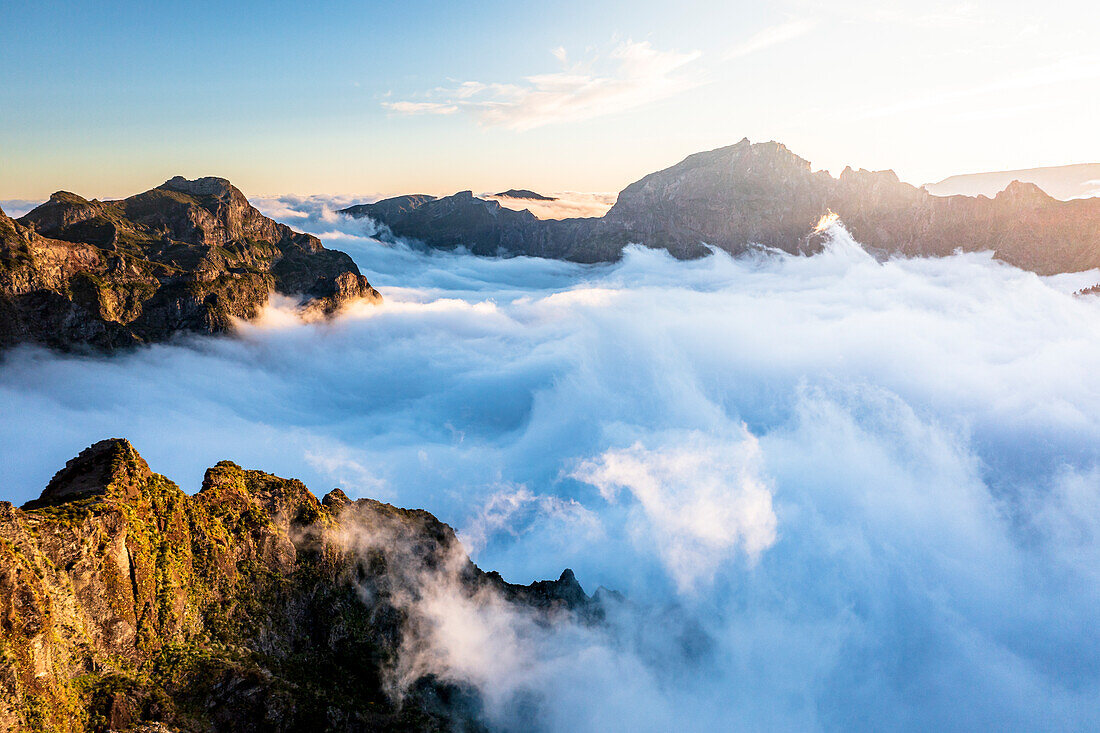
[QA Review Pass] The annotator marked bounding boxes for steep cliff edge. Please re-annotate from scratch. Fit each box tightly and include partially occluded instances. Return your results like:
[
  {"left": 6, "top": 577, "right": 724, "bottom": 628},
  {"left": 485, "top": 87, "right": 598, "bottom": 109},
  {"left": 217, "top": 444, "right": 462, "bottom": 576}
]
[
  {"left": 0, "top": 440, "right": 594, "bottom": 732},
  {"left": 343, "top": 139, "right": 1100, "bottom": 275},
  {"left": 1, "top": 177, "right": 381, "bottom": 351}
]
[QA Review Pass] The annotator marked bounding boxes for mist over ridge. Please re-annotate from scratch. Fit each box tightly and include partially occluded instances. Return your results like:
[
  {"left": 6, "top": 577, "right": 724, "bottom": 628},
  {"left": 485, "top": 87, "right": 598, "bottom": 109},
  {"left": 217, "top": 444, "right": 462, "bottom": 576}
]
[{"left": 2, "top": 195, "right": 1100, "bottom": 730}]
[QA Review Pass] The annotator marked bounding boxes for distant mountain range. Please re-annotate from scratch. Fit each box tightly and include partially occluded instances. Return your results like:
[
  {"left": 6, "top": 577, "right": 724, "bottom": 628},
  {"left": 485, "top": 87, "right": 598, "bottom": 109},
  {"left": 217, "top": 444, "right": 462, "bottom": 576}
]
[
  {"left": 342, "top": 138, "right": 1100, "bottom": 276},
  {"left": 926, "top": 163, "right": 1100, "bottom": 200},
  {"left": 1, "top": 177, "right": 379, "bottom": 351},
  {"left": 5, "top": 144, "right": 1098, "bottom": 354}
]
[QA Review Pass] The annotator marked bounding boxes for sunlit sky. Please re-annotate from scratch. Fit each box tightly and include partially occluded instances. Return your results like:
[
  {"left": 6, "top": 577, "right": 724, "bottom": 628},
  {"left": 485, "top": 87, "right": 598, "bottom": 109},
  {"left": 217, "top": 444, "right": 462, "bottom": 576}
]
[{"left": 2, "top": 0, "right": 1097, "bottom": 200}]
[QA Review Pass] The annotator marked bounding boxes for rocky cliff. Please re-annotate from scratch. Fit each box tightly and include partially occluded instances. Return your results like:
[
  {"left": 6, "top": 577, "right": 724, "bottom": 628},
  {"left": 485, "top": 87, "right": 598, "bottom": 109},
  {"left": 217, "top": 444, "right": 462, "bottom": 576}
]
[
  {"left": 0, "top": 439, "right": 594, "bottom": 732},
  {"left": 342, "top": 139, "right": 1100, "bottom": 275},
  {"left": 1, "top": 177, "right": 381, "bottom": 351}
]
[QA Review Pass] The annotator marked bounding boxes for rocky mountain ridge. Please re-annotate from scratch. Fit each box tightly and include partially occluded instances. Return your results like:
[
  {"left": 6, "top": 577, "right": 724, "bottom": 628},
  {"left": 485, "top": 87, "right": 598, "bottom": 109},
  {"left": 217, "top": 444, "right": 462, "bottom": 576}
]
[
  {"left": 342, "top": 138, "right": 1100, "bottom": 275},
  {"left": 1, "top": 177, "right": 380, "bottom": 351},
  {"left": 0, "top": 439, "right": 596, "bottom": 732}
]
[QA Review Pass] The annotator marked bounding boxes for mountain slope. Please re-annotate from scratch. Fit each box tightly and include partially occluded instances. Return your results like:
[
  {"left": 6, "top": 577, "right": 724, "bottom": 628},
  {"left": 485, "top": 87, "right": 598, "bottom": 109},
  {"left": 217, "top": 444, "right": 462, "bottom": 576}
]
[
  {"left": 1, "top": 177, "right": 380, "bottom": 351},
  {"left": 0, "top": 439, "right": 594, "bottom": 732}
]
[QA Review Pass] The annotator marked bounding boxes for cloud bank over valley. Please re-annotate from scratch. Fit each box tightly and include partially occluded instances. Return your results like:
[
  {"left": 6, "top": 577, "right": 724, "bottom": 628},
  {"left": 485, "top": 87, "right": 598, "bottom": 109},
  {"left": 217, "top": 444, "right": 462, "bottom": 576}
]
[{"left": 2, "top": 197, "right": 1100, "bottom": 730}]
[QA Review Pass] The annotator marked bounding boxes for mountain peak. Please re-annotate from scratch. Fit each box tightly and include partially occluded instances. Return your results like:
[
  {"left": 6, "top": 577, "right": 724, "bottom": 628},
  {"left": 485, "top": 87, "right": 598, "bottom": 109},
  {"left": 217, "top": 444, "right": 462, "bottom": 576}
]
[
  {"left": 24, "top": 438, "right": 150, "bottom": 509},
  {"left": 47, "top": 190, "right": 93, "bottom": 205},
  {"left": 996, "top": 179, "right": 1053, "bottom": 203},
  {"left": 322, "top": 487, "right": 353, "bottom": 511},
  {"left": 159, "top": 175, "right": 237, "bottom": 198}
]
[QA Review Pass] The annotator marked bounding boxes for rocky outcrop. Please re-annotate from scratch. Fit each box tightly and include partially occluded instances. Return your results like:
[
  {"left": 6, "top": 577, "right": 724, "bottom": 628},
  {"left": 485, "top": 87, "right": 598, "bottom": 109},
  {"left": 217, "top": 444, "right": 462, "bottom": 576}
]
[
  {"left": 0, "top": 440, "right": 596, "bottom": 732},
  {"left": 343, "top": 138, "right": 1100, "bottom": 275},
  {"left": 1, "top": 177, "right": 381, "bottom": 351}
]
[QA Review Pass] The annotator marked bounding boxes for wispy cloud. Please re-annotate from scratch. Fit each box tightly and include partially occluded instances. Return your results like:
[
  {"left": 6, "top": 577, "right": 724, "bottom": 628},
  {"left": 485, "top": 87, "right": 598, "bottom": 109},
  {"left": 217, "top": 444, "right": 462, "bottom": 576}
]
[
  {"left": 382, "top": 40, "right": 702, "bottom": 130},
  {"left": 724, "top": 18, "right": 816, "bottom": 59},
  {"left": 382, "top": 101, "right": 459, "bottom": 115}
]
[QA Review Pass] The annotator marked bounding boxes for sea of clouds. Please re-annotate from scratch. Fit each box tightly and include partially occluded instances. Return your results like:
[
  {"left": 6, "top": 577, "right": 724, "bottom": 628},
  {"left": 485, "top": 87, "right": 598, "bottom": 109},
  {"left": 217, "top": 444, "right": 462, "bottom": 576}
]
[{"left": 3, "top": 196, "right": 1100, "bottom": 730}]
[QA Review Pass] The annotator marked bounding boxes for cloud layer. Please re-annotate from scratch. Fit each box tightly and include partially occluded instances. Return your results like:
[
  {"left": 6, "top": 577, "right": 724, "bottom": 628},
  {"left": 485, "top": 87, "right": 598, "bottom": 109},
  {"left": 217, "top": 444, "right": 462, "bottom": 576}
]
[{"left": 2, "top": 198, "right": 1100, "bottom": 730}]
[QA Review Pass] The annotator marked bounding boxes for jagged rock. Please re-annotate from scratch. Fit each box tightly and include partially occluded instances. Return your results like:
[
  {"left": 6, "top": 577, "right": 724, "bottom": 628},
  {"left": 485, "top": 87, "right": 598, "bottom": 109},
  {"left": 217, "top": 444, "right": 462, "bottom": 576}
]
[
  {"left": 23, "top": 438, "right": 150, "bottom": 510},
  {"left": 0, "top": 178, "right": 381, "bottom": 351},
  {"left": 0, "top": 440, "right": 598, "bottom": 732},
  {"left": 321, "top": 487, "right": 353, "bottom": 513},
  {"left": 342, "top": 138, "right": 1100, "bottom": 275}
]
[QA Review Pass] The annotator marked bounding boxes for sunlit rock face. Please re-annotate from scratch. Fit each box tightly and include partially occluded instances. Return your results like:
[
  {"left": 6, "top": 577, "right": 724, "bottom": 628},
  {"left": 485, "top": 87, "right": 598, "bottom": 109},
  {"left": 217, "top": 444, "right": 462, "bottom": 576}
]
[
  {"left": 0, "top": 178, "right": 380, "bottom": 351},
  {"left": 345, "top": 138, "right": 1100, "bottom": 275},
  {"left": 0, "top": 439, "right": 596, "bottom": 732}
]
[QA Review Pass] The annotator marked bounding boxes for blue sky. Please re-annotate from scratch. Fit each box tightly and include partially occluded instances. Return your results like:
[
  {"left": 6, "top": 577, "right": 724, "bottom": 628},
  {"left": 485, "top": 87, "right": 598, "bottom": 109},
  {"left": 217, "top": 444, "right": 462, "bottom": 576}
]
[{"left": 2, "top": 0, "right": 1097, "bottom": 199}]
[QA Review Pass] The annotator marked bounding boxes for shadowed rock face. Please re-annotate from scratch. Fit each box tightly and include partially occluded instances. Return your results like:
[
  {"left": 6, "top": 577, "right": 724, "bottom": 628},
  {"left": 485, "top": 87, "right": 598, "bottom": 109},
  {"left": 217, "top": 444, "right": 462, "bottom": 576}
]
[
  {"left": 0, "top": 177, "right": 381, "bottom": 351},
  {"left": 342, "top": 138, "right": 1100, "bottom": 275},
  {"left": 0, "top": 439, "right": 597, "bottom": 732}
]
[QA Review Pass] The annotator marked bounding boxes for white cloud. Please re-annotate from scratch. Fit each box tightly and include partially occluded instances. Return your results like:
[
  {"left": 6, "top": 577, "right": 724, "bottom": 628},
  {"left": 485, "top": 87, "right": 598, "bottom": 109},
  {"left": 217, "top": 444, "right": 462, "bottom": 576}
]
[
  {"left": 382, "top": 40, "right": 702, "bottom": 130},
  {"left": 573, "top": 430, "right": 777, "bottom": 592},
  {"left": 459, "top": 484, "right": 601, "bottom": 556},
  {"left": 5, "top": 196, "right": 1100, "bottom": 730}
]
